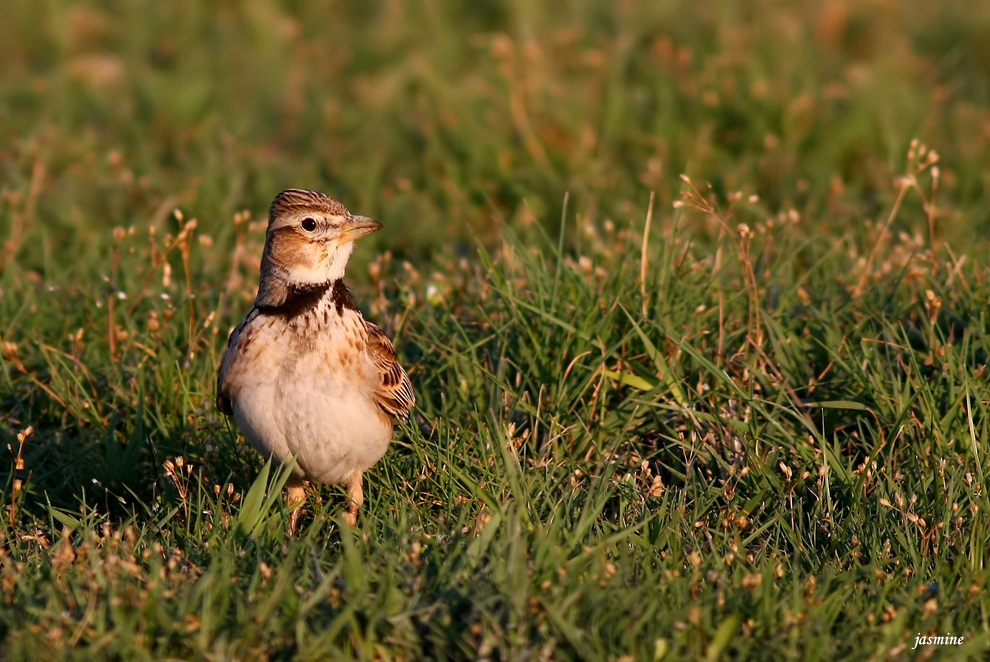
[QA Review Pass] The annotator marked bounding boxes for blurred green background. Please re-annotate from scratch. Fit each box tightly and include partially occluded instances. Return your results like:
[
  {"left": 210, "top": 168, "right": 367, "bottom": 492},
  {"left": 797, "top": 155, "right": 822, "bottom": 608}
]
[{"left": 3, "top": 0, "right": 989, "bottom": 268}]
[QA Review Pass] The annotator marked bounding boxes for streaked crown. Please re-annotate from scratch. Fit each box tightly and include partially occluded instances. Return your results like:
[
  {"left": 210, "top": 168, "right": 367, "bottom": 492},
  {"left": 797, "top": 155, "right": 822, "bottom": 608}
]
[{"left": 268, "top": 188, "right": 348, "bottom": 227}]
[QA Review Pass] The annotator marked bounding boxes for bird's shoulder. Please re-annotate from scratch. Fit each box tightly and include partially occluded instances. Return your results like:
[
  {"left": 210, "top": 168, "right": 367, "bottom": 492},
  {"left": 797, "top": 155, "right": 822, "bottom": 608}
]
[{"left": 216, "top": 308, "right": 267, "bottom": 415}]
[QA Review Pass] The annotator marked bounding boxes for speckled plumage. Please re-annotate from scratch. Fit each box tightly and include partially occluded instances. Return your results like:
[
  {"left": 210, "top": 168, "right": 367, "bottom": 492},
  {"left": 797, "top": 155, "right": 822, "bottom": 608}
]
[{"left": 217, "top": 189, "right": 413, "bottom": 529}]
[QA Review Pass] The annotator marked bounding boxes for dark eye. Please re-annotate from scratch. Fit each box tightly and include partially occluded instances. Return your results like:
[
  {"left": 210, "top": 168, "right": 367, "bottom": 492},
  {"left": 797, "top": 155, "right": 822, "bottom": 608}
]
[{"left": 301, "top": 217, "right": 318, "bottom": 232}]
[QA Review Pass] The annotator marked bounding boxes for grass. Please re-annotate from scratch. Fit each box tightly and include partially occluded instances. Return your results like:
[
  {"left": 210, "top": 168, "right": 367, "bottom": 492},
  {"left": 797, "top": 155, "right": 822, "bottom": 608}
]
[{"left": 2, "top": 0, "right": 990, "bottom": 659}]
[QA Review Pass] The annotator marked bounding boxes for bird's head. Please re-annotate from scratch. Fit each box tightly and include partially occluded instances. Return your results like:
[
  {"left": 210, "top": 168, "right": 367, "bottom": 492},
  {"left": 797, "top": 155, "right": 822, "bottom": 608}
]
[{"left": 255, "top": 188, "right": 381, "bottom": 307}]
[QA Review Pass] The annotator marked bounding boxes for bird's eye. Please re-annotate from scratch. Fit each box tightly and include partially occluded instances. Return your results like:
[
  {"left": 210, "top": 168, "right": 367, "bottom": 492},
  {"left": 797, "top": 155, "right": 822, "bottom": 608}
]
[{"left": 301, "top": 218, "right": 318, "bottom": 232}]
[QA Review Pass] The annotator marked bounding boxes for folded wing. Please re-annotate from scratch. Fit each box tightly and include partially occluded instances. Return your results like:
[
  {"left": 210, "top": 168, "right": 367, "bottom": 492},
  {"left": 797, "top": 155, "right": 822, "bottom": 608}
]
[{"left": 364, "top": 320, "right": 415, "bottom": 421}]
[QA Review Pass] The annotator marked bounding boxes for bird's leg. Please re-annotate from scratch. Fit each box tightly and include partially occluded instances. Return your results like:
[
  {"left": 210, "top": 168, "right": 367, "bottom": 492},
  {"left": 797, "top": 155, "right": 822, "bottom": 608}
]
[
  {"left": 286, "top": 475, "right": 307, "bottom": 535},
  {"left": 342, "top": 471, "right": 363, "bottom": 527}
]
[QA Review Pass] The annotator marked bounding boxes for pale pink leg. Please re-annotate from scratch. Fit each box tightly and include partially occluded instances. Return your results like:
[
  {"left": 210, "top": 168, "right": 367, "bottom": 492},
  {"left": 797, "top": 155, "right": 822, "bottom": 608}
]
[
  {"left": 342, "top": 471, "right": 363, "bottom": 526},
  {"left": 286, "top": 476, "right": 307, "bottom": 535}
]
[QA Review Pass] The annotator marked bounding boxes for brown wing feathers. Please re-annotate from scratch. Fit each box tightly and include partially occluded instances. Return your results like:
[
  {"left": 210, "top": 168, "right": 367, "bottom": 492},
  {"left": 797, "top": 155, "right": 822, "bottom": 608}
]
[
  {"left": 364, "top": 320, "right": 415, "bottom": 420},
  {"left": 216, "top": 318, "right": 246, "bottom": 416}
]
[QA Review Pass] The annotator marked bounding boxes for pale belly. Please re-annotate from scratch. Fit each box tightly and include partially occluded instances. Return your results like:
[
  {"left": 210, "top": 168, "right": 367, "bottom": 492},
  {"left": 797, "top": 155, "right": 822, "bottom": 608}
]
[{"left": 231, "top": 343, "right": 393, "bottom": 485}]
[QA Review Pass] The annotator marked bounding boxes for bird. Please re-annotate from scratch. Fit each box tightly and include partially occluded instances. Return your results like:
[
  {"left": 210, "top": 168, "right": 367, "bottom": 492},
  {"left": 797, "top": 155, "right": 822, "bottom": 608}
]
[{"left": 217, "top": 188, "right": 414, "bottom": 531}]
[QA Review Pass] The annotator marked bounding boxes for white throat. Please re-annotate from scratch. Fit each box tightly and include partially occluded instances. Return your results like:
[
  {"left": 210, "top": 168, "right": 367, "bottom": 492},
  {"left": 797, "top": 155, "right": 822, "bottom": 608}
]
[{"left": 290, "top": 241, "right": 353, "bottom": 288}]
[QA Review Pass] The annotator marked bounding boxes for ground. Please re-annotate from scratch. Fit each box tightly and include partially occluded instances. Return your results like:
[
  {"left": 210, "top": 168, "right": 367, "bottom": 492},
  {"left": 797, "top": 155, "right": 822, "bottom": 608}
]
[{"left": 2, "top": 1, "right": 990, "bottom": 659}]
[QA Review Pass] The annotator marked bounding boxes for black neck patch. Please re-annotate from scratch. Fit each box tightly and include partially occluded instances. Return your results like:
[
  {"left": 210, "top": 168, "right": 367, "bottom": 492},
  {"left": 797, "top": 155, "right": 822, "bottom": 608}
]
[
  {"left": 329, "top": 279, "right": 359, "bottom": 315},
  {"left": 256, "top": 279, "right": 358, "bottom": 318}
]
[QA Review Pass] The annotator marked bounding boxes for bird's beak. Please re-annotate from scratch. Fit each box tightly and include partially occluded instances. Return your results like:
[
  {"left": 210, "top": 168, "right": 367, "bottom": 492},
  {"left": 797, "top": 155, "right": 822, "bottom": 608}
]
[{"left": 340, "top": 215, "right": 383, "bottom": 243}]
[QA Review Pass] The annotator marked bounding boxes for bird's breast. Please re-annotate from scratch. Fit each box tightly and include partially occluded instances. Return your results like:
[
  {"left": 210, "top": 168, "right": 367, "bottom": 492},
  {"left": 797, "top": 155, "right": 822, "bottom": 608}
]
[{"left": 224, "top": 303, "right": 392, "bottom": 484}]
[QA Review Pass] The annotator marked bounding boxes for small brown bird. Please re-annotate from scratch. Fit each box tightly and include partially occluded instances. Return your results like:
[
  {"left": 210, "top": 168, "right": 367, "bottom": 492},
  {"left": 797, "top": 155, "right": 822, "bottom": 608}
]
[{"left": 217, "top": 189, "right": 414, "bottom": 530}]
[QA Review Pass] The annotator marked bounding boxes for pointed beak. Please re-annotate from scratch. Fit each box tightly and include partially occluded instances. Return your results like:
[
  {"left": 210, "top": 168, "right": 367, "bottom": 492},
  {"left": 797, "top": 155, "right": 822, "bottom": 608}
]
[{"left": 340, "top": 215, "right": 383, "bottom": 243}]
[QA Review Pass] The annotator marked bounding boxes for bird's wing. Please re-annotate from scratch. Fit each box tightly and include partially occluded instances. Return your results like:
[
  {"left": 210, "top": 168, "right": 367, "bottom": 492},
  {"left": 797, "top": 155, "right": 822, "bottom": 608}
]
[
  {"left": 216, "top": 313, "right": 253, "bottom": 416},
  {"left": 364, "top": 319, "right": 414, "bottom": 421}
]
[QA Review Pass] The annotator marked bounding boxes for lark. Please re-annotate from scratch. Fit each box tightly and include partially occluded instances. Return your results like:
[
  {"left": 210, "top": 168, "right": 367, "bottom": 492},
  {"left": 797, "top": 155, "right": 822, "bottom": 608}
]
[{"left": 217, "top": 188, "right": 414, "bottom": 530}]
